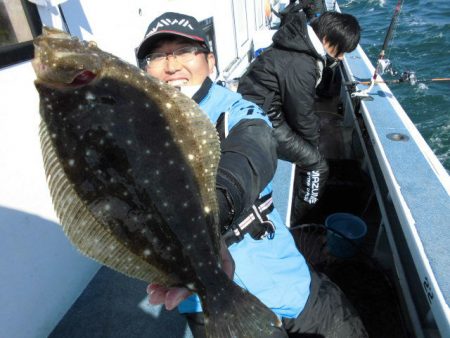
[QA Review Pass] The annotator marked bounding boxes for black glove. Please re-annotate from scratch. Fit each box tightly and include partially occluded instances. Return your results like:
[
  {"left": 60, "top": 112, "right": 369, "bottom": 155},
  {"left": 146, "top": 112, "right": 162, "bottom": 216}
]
[
  {"left": 292, "top": 156, "right": 329, "bottom": 223},
  {"left": 296, "top": 155, "right": 329, "bottom": 202},
  {"left": 266, "top": 107, "right": 285, "bottom": 128}
]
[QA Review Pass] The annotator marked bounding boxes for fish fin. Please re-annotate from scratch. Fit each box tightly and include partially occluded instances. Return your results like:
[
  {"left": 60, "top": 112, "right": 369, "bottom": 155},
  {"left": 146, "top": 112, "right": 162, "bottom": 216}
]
[
  {"left": 39, "top": 120, "right": 175, "bottom": 286},
  {"left": 203, "top": 279, "right": 287, "bottom": 338}
]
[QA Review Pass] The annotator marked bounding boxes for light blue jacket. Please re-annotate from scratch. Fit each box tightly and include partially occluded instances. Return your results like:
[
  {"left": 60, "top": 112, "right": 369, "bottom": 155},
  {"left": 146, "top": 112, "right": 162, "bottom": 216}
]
[{"left": 178, "top": 82, "right": 311, "bottom": 319}]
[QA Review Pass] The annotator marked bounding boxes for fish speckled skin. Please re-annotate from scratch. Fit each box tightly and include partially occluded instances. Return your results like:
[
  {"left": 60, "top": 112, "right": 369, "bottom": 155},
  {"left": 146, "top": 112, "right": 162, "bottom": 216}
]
[{"left": 33, "top": 27, "right": 284, "bottom": 337}]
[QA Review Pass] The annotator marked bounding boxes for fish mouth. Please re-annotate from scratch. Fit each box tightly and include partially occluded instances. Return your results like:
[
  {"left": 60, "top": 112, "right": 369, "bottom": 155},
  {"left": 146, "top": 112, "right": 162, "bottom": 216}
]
[
  {"left": 32, "top": 27, "right": 100, "bottom": 88},
  {"left": 33, "top": 58, "right": 97, "bottom": 88},
  {"left": 32, "top": 48, "right": 98, "bottom": 88}
]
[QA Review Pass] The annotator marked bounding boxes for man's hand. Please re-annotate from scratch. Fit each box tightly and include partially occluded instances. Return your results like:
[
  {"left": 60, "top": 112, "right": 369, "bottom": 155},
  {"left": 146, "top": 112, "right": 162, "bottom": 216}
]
[
  {"left": 147, "top": 239, "right": 235, "bottom": 310},
  {"left": 147, "top": 284, "right": 190, "bottom": 310}
]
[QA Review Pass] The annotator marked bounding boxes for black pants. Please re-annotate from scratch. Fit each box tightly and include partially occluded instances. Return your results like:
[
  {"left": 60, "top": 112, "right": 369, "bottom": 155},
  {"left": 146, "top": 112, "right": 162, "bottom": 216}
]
[
  {"left": 282, "top": 269, "right": 368, "bottom": 337},
  {"left": 183, "top": 269, "right": 368, "bottom": 338}
]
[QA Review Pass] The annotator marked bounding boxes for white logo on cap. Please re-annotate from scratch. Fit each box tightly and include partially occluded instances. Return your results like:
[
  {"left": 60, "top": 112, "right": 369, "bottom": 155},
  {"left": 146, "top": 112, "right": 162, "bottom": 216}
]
[{"left": 146, "top": 18, "right": 194, "bottom": 37}]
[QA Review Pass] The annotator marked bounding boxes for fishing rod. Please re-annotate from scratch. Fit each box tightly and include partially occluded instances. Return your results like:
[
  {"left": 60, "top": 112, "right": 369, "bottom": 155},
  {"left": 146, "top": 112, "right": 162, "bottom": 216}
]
[
  {"left": 373, "top": 0, "right": 404, "bottom": 81},
  {"left": 347, "top": 71, "right": 450, "bottom": 86},
  {"left": 353, "top": 78, "right": 450, "bottom": 85},
  {"left": 352, "top": 0, "right": 404, "bottom": 98}
]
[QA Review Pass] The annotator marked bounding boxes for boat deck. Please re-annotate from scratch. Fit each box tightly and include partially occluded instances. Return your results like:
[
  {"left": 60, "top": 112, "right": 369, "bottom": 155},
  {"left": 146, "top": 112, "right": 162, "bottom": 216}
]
[{"left": 49, "top": 266, "right": 192, "bottom": 338}]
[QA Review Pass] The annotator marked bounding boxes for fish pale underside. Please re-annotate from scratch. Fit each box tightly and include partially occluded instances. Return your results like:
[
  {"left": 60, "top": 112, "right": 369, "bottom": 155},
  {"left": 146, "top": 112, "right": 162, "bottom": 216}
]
[{"left": 33, "top": 27, "right": 285, "bottom": 338}]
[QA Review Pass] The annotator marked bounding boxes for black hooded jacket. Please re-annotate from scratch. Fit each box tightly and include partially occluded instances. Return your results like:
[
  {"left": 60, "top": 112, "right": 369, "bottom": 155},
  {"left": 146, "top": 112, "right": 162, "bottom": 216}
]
[{"left": 238, "top": 11, "right": 324, "bottom": 167}]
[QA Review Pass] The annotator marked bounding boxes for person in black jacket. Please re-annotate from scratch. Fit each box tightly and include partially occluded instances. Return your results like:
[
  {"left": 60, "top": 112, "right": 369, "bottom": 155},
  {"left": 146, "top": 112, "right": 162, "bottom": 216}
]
[{"left": 238, "top": 10, "right": 361, "bottom": 223}]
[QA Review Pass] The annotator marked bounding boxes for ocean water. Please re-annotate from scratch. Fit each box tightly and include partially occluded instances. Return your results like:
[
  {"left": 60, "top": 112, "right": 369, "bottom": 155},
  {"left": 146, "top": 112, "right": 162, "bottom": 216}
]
[{"left": 340, "top": 0, "right": 450, "bottom": 172}]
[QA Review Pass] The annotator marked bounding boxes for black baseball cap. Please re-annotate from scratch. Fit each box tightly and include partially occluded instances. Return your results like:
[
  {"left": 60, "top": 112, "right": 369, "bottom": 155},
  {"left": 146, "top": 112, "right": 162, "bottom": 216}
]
[{"left": 136, "top": 12, "right": 209, "bottom": 60}]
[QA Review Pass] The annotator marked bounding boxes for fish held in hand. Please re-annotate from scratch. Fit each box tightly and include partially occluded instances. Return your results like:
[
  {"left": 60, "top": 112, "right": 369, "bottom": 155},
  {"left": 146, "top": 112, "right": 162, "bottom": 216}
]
[{"left": 33, "top": 27, "right": 285, "bottom": 338}]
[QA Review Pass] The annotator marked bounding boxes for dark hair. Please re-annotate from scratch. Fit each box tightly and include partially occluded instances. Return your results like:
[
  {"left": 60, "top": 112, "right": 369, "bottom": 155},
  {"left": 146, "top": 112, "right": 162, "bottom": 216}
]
[{"left": 311, "top": 12, "right": 361, "bottom": 55}]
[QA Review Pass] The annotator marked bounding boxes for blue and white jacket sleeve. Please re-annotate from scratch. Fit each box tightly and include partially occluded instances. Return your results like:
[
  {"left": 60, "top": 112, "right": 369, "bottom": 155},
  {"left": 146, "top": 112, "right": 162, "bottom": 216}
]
[{"left": 207, "top": 85, "right": 278, "bottom": 221}]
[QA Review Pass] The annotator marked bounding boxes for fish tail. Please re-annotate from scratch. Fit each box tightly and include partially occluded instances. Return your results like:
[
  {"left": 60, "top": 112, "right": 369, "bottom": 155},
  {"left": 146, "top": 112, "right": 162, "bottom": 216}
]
[{"left": 202, "top": 279, "right": 287, "bottom": 338}]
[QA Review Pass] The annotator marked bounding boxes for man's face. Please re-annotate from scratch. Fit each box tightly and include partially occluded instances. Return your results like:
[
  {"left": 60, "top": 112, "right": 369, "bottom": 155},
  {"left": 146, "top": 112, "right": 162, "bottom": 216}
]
[
  {"left": 145, "top": 38, "right": 215, "bottom": 87},
  {"left": 322, "top": 39, "right": 344, "bottom": 62}
]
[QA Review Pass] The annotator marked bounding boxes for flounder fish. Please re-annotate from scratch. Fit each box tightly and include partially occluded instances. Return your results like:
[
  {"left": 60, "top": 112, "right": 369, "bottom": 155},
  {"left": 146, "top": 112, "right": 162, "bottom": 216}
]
[{"left": 33, "top": 27, "right": 284, "bottom": 337}]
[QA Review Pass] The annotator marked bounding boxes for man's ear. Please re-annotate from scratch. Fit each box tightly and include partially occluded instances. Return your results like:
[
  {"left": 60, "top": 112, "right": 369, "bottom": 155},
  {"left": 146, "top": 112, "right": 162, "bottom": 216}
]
[{"left": 207, "top": 53, "right": 216, "bottom": 74}]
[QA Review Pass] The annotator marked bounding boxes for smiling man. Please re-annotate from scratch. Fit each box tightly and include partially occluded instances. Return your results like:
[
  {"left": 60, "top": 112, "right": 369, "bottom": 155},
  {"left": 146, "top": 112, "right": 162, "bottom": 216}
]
[
  {"left": 140, "top": 40, "right": 213, "bottom": 90},
  {"left": 135, "top": 11, "right": 367, "bottom": 338}
]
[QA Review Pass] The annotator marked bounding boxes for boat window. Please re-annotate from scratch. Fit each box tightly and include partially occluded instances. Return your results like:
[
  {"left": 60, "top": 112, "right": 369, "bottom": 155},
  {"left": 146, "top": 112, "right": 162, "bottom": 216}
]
[
  {"left": 232, "top": 0, "right": 249, "bottom": 52},
  {"left": 254, "top": 0, "right": 264, "bottom": 30},
  {"left": 0, "top": 0, "right": 42, "bottom": 69},
  {"left": 199, "top": 17, "right": 218, "bottom": 63}
]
